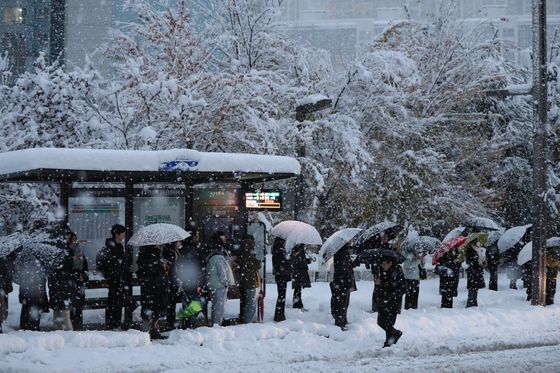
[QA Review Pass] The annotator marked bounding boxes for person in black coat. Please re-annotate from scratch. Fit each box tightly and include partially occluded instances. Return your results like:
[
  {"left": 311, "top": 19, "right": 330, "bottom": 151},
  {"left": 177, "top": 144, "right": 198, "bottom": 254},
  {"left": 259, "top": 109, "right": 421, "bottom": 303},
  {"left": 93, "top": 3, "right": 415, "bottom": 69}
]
[
  {"left": 546, "top": 248, "right": 559, "bottom": 305},
  {"left": 437, "top": 249, "right": 461, "bottom": 308},
  {"left": 16, "top": 257, "right": 48, "bottom": 331},
  {"left": 0, "top": 249, "right": 18, "bottom": 333},
  {"left": 485, "top": 242, "right": 499, "bottom": 291},
  {"left": 291, "top": 244, "right": 312, "bottom": 310},
  {"left": 330, "top": 243, "right": 357, "bottom": 330},
  {"left": 465, "top": 242, "right": 485, "bottom": 307},
  {"left": 163, "top": 240, "right": 182, "bottom": 329},
  {"left": 272, "top": 237, "right": 291, "bottom": 322},
  {"left": 137, "top": 244, "right": 169, "bottom": 339},
  {"left": 370, "top": 232, "right": 393, "bottom": 312},
  {"left": 96, "top": 224, "right": 132, "bottom": 330},
  {"left": 67, "top": 232, "right": 89, "bottom": 331},
  {"left": 376, "top": 256, "right": 406, "bottom": 348},
  {"left": 48, "top": 231, "right": 77, "bottom": 331}
]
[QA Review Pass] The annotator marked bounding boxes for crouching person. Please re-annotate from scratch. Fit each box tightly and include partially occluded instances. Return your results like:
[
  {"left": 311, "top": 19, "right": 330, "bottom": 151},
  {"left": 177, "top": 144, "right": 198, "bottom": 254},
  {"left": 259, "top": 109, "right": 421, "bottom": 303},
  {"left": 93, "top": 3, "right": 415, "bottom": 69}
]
[{"left": 376, "top": 255, "right": 406, "bottom": 348}]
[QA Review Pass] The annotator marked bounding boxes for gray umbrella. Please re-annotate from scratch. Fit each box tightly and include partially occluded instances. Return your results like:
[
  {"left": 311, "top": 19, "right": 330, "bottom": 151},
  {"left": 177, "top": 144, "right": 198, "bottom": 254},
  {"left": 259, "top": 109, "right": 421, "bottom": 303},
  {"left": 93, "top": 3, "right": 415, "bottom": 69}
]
[
  {"left": 355, "top": 222, "right": 402, "bottom": 250},
  {"left": 464, "top": 216, "right": 500, "bottom": 231},
  {"left": 401, "top": 236, "right": 442, "bottom": 256}
]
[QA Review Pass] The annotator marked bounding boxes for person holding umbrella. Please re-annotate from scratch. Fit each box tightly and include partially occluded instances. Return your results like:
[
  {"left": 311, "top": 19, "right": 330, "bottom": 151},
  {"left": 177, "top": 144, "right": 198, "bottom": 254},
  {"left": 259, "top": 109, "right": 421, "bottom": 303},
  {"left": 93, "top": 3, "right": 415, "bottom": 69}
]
[
  {"left": 319, "top": 228, "right": 361, "bottom": 330},
  {"left": 433, "top": 237, "right": 465, "bottom": 308},
  {"left": 137, "top": 243, "right": 170, "bottom": 340},
  {"left": 331, "top": 242, "right": 357, "bottom": 330},
  {"left": 376, "top": 253, "right": 406, "bottom": 347},
  {"left": 291, "top": 244, "right": 312, "bottom": 310},
  {"left": 462, "top": 232, "right": 487, "bottom": 307},
  {"left": 272, "top": 237, "right": 291, "bottom": 322}
]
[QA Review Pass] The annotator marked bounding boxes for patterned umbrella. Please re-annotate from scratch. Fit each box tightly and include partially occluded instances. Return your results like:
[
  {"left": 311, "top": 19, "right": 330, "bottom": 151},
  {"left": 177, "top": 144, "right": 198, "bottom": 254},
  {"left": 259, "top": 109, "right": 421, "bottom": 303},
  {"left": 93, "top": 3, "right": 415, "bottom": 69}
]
[{"left": 432, "top": 236, "right": 467, "bottom": 266}]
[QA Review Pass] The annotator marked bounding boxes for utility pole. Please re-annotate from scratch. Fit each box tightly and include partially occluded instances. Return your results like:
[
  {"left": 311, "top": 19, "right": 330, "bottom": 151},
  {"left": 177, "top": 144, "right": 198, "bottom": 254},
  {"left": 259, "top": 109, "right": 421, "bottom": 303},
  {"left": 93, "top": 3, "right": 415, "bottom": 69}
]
[
  {"left": 531, "top": 0, "right": 548, "bottom": 306},
  {"left": 294, "top": 97, "right": 332, "bottom": 221}
]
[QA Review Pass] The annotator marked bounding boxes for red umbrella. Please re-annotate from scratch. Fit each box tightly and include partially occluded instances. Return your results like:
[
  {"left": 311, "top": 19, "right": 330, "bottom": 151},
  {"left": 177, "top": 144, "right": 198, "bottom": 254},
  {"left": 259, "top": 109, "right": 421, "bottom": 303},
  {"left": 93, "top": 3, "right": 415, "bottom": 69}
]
[{"left": 432, "top": 236, "right": 467, "bottom": 265}]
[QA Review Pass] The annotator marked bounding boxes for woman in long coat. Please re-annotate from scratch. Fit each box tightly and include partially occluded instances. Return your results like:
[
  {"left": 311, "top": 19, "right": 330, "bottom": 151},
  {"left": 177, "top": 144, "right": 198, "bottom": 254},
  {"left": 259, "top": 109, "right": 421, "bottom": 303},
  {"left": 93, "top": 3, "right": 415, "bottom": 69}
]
[
  {"left": 438, "top": 249, "right": 461, "bottom": 308},
  {"left": 465, "top": 242, "right": 485, "bottom": 307},
  {"left": 137, "top": 245, "right": 169, "bottom": 339},
  {"left": 291, "top": 244, "right": 311, "bottom": 310}
]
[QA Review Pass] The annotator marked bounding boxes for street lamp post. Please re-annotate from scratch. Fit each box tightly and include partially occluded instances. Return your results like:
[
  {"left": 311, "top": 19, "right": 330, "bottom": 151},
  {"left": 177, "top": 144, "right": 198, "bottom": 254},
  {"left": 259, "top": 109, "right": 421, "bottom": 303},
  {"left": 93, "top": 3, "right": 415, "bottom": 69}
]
[
  {"left": 531, "top": 0, "right": 548, "bottom": 306},
  {"left": 294, "top": 97, "right": 332, "bottom": 221}
]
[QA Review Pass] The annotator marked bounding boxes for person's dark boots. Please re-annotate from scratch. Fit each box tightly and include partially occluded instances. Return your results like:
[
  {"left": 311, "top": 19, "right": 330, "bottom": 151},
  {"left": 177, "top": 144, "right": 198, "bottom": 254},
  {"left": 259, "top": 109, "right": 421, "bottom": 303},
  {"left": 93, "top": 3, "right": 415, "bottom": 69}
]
[
  {"left": 510, "top": 281, "right": 517, "bottom": 290},
  {"left": 149, "top": 329, "right": 168, "bottom": 340},
  {"left": 383, "top": 329, "right": 403, "bottom": 348},
  {"left": 273, "top": 313, "right": 285, "bottom": 322},
  {"left": 393, "top": 330, "right": 403, "bottom": 345}
]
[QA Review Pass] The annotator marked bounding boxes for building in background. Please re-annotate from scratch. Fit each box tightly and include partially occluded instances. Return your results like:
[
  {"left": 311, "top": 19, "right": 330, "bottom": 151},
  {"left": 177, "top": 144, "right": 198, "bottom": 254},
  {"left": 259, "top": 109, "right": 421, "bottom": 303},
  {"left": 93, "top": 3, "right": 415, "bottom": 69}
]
[
  {"left": 3, "top": 0, "right": 560, "bottom": 77},
  {"left": 277, "top": 0, "right": 560, "bottom": 69},
  {"left": 0, "top": 0, "right": 64, "bottom": 79}
]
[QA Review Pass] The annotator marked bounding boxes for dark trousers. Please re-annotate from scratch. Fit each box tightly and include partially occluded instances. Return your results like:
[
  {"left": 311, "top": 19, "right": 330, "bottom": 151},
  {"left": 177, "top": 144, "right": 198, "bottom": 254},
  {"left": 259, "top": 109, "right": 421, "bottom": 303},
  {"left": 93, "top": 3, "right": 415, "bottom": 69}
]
[
  {"left": 20, "top": 302, "right": 41, "bottom": 331},
  {"left": 293, "top": 286, "right": 303, "bottom": 308},
  {"left": 488, "top": 268, "right": 498, "bottom": 291},
  {"left": 331, "top": 283, "right": 350, "bottom": 327},
  {"left": 466, "top": 289, "right": 478, "bottom": 307},
  {"left": 441, "top": 295, "right": 453, "bottom": 308},
  {"left": 404, "top": 280, "right": 419, "bottom": 309},
  {"left": 377, "top": 308, "right": 398, "bottom": 342},
  {"left": 106, "top": 285, "right": 124, "bottom": 329},
  {"left": 371, "top": 284, "right": 378, "bottom": 312},
  {"left": 274, "top": 276, "right": 288, "bottom": 321},
  {"left": 546, "top": 269, "right": 558, "bottom": 305},
  {"left": 71, "top": 307, "right": 84, "bottom": 330}
]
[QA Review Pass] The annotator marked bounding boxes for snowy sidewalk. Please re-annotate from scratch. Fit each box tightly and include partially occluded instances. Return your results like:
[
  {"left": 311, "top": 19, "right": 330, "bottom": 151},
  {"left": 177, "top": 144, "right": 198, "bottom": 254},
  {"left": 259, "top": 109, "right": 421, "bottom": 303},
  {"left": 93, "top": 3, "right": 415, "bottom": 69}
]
[{"left": 1, "top": 275, "right": 560, "bottom": 372}]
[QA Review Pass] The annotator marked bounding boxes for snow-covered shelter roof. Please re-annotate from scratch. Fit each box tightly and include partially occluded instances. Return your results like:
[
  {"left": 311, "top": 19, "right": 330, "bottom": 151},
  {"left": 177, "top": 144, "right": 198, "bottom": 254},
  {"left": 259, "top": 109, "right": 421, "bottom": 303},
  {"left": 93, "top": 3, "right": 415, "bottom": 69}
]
[{"left": 0, "top": 148, "right": 300, "bottom": 183}]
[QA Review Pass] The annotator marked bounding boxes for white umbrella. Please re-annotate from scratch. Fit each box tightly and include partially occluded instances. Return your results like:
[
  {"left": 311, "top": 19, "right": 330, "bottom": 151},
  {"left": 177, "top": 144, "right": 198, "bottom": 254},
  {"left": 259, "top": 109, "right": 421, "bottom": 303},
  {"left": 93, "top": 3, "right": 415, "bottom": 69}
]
[
  {"left": 498, "top": 224, "right": 532, "bottom": 254},
  {"left": 129, "top": 223, "right": 191, "bottom": 246},
  {"left": 443, "top": 226, "right": 466, "bottom": 243},
  {"left": 319, "top": 228, "right": 362, "bottom": 266},
  {"left": 517, "top": 237, "right": 560, "bottom": 265},
  {"left": 270, "top": 220, "right": 322, "bottom": 253},
  {"left": 464, "top": 216, "right": 501, "bottom": 231}
]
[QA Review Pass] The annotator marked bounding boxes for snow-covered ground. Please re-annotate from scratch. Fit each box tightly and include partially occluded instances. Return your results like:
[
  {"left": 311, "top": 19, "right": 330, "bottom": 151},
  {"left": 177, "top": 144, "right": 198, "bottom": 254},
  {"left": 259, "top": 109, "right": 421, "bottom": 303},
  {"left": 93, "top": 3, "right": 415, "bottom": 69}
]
[{"left": 1, "top": 274, "right": 560, "bottom": 372}]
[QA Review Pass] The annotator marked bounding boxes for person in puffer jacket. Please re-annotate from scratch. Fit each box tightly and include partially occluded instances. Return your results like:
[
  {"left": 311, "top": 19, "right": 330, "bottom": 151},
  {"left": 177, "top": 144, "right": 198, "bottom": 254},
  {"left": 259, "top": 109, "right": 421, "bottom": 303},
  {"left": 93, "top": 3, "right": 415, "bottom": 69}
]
[{"left": 203, "top": 233, "right": 236, "bottom": 326}]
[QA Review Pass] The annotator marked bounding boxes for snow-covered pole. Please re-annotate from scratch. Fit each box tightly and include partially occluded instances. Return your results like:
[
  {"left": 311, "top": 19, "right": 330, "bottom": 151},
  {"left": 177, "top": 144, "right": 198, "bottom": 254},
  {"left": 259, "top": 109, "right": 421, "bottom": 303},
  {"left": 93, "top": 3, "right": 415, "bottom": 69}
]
[
  {"left": 294, "top": 97, "right": 332, "bottom": 222},
  {"left": 531, "top": 0, "right": 548, "bottom": 306}
]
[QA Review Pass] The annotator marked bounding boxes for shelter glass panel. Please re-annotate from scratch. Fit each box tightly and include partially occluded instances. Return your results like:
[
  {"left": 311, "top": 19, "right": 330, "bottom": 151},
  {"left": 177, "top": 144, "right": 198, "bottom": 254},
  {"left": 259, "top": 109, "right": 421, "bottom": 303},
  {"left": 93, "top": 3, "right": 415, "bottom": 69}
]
[{"left": 68, "top": 196, "right": 126, "bottom": 270}]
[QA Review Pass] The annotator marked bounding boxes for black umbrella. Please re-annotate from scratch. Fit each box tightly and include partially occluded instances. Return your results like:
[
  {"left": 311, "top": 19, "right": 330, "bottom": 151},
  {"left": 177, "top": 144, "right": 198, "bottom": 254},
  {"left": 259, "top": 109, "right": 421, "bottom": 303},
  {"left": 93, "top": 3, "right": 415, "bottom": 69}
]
[
  {"left": 355, "top": 248, "right": 405, "bottom": 265},
  {"left": 464, "top": 217, "right": 500, "bottom": 231},
  {"left": 355, "top": 222, "right": 402, "bottom": 250}
]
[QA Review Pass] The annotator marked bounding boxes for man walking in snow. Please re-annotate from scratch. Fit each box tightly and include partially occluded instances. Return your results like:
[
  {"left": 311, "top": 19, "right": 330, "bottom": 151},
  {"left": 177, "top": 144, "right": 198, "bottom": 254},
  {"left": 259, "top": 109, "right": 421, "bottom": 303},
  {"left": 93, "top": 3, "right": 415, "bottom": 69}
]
[{"left": 376, "top": 255, "right": 406, "bottom": 347}]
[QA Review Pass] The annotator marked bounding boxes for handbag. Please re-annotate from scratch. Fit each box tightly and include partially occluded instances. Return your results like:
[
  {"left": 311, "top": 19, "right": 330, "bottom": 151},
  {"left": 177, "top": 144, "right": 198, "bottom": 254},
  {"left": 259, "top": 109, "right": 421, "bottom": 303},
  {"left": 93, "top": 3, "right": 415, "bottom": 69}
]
[{"left": 418, "top": 264, "right": 427, "bottom": 280}]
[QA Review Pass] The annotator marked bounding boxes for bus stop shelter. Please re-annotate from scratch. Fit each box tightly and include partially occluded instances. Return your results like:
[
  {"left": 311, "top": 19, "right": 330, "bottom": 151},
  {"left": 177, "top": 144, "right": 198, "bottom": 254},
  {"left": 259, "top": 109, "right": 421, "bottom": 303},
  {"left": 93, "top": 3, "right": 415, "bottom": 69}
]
[{"left": 0, "top": 148, "right": 299, "bottom": 317}]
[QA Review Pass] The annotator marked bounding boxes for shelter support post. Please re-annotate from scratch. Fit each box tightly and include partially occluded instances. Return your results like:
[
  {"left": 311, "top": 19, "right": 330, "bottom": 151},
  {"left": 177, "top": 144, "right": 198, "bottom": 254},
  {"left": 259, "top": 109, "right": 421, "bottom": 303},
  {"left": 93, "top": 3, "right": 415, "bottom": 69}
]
[
  {"left": 59, "top": 181, "right": 70, "bottom": 228},
  {"left": 124, "top": 182, "right": 134, "bottom": 324}
]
